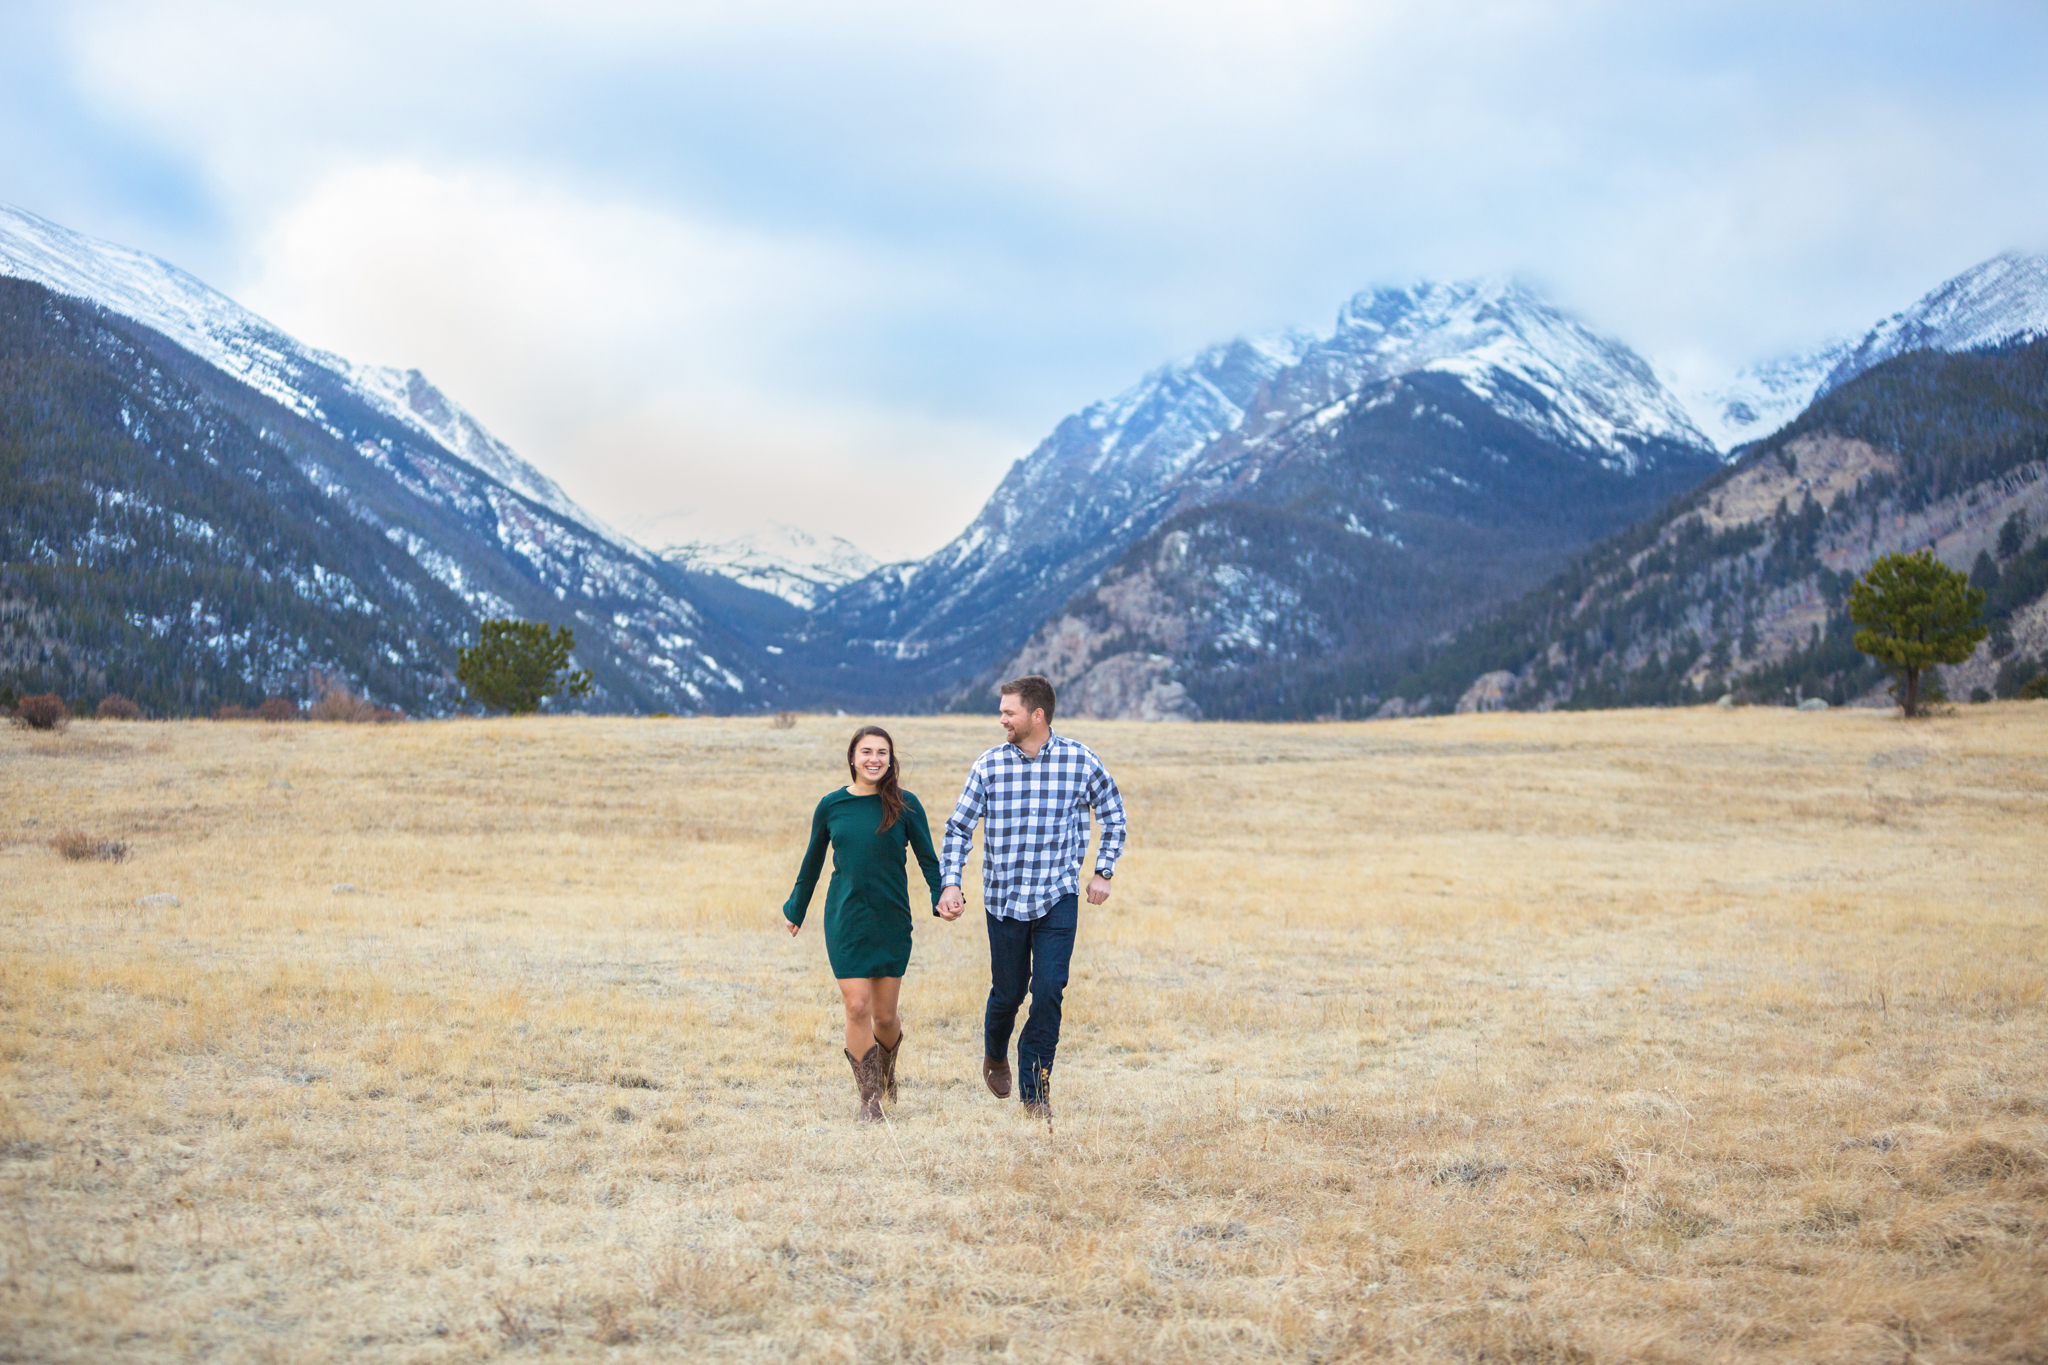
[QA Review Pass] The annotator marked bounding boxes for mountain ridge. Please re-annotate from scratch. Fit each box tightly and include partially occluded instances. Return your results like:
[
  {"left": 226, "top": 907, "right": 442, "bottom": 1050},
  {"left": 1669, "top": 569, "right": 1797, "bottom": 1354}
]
[
  {"left": 11, "top": 197, "right": 2048, "bottom": 721},
  {"left": 0, "top": 204, "right": 781, "bottom": 715},
  {"left": 801, "top": 278, "right": 1720, "bottom": 712}
]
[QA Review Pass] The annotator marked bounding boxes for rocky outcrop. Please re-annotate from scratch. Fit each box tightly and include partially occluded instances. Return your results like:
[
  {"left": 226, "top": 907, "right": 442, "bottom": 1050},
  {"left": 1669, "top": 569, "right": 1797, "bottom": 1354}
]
[
  {"left": 1063, "top": 653, "right": 1199, "bottom": 721},
  {"left": 998, "top": 532, "right": 1202, "bottom": 719},
  {"left": 1455, "top": 670, "right": 1517, "bottom": 713}
]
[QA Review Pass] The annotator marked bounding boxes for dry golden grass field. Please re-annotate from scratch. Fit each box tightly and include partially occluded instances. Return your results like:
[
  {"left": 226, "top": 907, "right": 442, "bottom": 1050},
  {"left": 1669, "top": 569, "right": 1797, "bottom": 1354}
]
[{"left": 2, "top": 704, "right": 2046, "bottom": 1364}]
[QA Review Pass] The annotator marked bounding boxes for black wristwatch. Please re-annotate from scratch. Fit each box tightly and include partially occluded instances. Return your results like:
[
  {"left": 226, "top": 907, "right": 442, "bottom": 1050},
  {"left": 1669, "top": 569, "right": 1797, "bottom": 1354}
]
[{"left": 1095, "top": 868, "right": 1114, "bottom": 880}]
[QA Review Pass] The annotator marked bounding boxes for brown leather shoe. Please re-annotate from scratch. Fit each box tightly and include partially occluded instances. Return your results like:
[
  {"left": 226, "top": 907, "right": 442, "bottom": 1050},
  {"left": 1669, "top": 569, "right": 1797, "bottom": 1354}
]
[
  {"left": 876, "top": 1026, "right": 902, "bottom": 1104},
  {"left": 845, "top": 1045, "right": 884, "bottom": 1122},
  {"left": 982, "top": 1055, "right": 1012, "bottom": 1099}
]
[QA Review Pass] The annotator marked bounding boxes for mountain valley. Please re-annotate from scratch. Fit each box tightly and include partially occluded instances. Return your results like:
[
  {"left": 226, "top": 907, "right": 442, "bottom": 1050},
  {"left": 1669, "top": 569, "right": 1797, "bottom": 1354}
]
[{"left": 5, "top": 198, "right": 2048, "bottom": 721}]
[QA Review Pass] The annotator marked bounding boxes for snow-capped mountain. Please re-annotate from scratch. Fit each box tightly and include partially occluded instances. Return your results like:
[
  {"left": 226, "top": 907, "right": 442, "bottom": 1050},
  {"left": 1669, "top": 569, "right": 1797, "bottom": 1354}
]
[
  {"left": 804, "top": 331, "right": 1317, "bottom": 692},
  {"left": 990, "top": 283, "right": 1727, "bottom": 718},
  {"left": 1210, "top": 280, "right": 1709, "bottom": 477},
  {"left": 664, "top": 525, "right": 880, "bottom": 610},
  {"left": 0, "top": 201, "right": 774, "bottom": 713},
  {"left": 0, "top": 202, "right": 601, "bottom": 535},
  {"left": 802, "top": 278, "right": 1720, "bottom": 711},
  {"left": 1821, "top": 250, "right": 2048, "bottom": 395},
  {"left": 1176, "top": 280, "right": 1714, "bottom": 510},
  {"left": 1676, "top": 340, "right": 1854, "bottom": 454}
]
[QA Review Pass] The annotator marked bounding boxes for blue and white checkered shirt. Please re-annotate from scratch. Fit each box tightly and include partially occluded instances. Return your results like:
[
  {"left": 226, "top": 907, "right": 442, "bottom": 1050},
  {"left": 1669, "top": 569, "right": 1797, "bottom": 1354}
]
[{"left": 941, "top": 732, "right": 1128, "bottom": 921}]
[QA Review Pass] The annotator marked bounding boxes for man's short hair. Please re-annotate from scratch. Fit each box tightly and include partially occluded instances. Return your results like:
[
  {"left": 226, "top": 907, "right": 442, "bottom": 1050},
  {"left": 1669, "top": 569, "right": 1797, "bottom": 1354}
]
[{"left": 1000, "top": 675, "right": 1057, "bottom": 723}]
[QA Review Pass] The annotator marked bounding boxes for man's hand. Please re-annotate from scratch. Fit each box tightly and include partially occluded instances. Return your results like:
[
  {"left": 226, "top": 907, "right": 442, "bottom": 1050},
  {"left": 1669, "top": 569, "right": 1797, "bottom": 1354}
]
[
  {"left": 1085, "top": 874, "right": 1112, "bottom": 906},
  {"left": 937, "top": 885, "right": 966, "bottom": 921}
]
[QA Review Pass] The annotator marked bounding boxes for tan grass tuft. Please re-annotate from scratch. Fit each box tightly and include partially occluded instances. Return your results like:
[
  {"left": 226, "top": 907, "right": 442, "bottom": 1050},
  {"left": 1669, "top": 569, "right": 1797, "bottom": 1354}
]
[{"left": 49, "top": 828, "right": 128, "bottom": 861}]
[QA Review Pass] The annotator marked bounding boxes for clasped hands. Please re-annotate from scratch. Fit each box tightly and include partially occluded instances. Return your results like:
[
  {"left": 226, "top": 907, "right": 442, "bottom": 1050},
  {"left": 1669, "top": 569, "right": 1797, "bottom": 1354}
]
[
  {"left": 792, "top": 878, "right": 1111, "bottom": 933},
  {"left": 935, "top": 876, "right": 1112, "bottom": 918}
]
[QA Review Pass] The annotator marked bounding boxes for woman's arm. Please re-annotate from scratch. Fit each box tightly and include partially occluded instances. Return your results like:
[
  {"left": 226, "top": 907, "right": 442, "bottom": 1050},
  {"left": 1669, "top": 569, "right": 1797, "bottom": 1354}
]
[
  {"left": 782, "top": 799, "right": 831, "bottom": 931},
  {"left": 904, "top": 794, "right": 945, "bottom": 915}
]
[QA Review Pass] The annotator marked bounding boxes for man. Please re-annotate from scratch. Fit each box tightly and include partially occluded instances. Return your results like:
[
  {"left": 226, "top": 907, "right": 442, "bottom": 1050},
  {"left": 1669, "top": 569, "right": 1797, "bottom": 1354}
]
[{"left": 937, "top": 675, "right": 1127, "bottom": 1117}]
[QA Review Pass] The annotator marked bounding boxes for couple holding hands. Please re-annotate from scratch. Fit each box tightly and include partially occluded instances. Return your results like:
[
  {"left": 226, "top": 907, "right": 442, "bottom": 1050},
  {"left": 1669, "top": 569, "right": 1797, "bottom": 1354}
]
[{"left": 782, "top": 675, "right": 1127, "bottom": 1122}]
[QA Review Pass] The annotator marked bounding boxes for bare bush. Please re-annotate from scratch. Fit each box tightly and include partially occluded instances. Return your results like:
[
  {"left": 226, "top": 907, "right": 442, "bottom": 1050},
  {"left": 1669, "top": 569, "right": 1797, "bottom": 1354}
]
[
  {"left": 311, "top": 687, "right": 377, "bottom": 722},
  {"left": 371, "top": 707, "right": 404, "bottom": 723},
  {"left": 214, "top": 703, "right": 253, "bottom": 720},
  {"left": 254, "top": 697, "right": 302, "bottom": 722},
  {"left": 96, "top": 694, "right": 142, "bottom": 721},
  {"left": 13, "top": 693, "right": 70, "bottom": 730},
  {"left": 772, "top": 711, "right": 799, "bottom": 729},
  {"left": 51, "top": 830, "right": 128, "bottom": 862}
]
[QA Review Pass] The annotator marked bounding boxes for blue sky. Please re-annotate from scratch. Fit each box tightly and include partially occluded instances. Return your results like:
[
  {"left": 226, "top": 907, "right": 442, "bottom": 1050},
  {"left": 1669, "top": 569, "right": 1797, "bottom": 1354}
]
[{"left": 5, "top": 1, "right": 2047, "bottom": 560}]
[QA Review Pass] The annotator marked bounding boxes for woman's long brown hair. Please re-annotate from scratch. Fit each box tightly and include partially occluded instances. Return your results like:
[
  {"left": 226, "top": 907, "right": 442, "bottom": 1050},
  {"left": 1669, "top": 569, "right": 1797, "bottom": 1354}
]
[{"left": 845, "top": 725, "right": 905, "bottom": 832}]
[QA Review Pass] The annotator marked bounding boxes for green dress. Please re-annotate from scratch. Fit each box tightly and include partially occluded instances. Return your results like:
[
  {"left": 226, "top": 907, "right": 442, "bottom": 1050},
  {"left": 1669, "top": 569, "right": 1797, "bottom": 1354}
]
[{"left": 783, "top": 788, "right": 944, "bottom": 979}]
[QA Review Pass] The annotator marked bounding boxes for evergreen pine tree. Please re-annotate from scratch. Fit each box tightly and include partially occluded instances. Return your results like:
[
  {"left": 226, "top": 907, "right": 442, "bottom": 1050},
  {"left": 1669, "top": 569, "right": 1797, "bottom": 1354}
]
[
  {"left": 1848, "top": 551, "right": 1988, "bottom": 718},
  {"left": 456, "top": 620, "right": 594, "bottom": 715}
]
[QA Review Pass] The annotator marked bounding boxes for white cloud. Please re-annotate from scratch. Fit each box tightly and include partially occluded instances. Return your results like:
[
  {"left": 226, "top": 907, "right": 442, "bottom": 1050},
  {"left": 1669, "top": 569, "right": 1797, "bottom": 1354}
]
[
  {"left": 27, "top": 0, "right": 2048, "bottom": 555},
  {"left": 238, "top": 161, "right": 1013, "bottom": 559}
]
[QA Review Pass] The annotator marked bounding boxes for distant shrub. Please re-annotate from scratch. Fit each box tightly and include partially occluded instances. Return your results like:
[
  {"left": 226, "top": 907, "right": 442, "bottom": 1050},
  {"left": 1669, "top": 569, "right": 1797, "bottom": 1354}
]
[
  {"left": 311, "top": 687, "right": 376, "bottom": 722},
  {"left": 2021, "top": 674, "right": 2048, "bottom": 701},
  {"left": 96, "top": 694, "right": 141, "bottom": 721},
  {"left": 773, "top": 711, "right": 799, "bottom": 729},
  {"left": 255, "top": 697, "right": 303, "bottom": 722},
  {"left": 52, "top": 829, "right": 128, "bottom": 862},
  {"left": 215, "top": 703, "right": 253, "bottom": 720},
  {"left": 14, "top": 694, "right": 70, "bottom": 731},
  {"left": 370, "top": 707, "right": 404, "bottom": 724}
]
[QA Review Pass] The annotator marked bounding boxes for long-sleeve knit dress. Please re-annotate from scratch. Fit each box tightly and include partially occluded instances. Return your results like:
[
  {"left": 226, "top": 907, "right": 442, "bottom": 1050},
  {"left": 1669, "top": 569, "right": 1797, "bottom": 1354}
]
[{"left": 782, "top": 788, "right": 944, "bottom": 980}]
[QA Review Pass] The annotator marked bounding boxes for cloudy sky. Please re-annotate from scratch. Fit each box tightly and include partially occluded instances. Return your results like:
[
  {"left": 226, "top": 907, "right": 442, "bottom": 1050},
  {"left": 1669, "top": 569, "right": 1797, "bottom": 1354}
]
[{"left": 5, "top": 1, "right": 2047, "bottom": 561}]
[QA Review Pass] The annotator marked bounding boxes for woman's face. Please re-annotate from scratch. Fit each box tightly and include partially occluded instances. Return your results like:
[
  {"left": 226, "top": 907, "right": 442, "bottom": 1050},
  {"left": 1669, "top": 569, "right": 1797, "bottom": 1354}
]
[{"left": 852, "top": 736, "right": 892, "bottom": 786}]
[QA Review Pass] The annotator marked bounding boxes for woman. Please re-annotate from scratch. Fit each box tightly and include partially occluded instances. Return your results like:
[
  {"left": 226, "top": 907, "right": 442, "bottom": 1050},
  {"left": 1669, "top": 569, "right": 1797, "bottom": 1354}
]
[{"left": 784, "top": 725, "right": 944, "bottom": 1122}]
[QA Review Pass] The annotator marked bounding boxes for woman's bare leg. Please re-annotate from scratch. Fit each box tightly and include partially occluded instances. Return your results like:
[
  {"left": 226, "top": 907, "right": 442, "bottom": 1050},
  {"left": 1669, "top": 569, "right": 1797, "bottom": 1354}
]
[
  {"left": 869, "top": 976, "right": 903, "bottom": 1050},
  {"left": 837, "top": 978, "right": 875, "bottom": 1055}
]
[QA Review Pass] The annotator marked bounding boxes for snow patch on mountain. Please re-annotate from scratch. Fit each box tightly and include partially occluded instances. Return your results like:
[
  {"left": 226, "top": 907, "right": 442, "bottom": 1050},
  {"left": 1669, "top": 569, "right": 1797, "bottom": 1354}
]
[
  {"left": 666, "top": 525, "right": 882, "bottom": 609},
  {"left": 1676, "top": 340, "right": 1853, "bottom": 455},
  {"left": 0, "top": 200, "right": 606, "bottom": 538},
  {"left": 1822, "top": 250, "right": 2048, "bottom": 395},
  {"left": 1301, "top": 280, "right": 1710, "bottom": 467},
  {"left": 339, "top": 362, "right": 602, "bottom": 533}
]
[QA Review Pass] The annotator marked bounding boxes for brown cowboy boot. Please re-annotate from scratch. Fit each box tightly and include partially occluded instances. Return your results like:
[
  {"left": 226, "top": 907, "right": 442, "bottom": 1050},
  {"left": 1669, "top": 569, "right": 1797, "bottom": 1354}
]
[
  {"left": 876, "top": 1025, "right": 903, "bottom": 1104},
  {"left": 982, "top": 1054, "right": 1012, "bottom": 1099},
  {"left": 844, "top": 1045, "right": 884, "bottom": 1123}
]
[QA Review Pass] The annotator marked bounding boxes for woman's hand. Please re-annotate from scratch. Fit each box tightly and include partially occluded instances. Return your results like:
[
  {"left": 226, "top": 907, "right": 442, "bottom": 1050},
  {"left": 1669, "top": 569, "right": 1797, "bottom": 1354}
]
[{"left": 786, "top": 918, "right": 801, "bottom": 937}]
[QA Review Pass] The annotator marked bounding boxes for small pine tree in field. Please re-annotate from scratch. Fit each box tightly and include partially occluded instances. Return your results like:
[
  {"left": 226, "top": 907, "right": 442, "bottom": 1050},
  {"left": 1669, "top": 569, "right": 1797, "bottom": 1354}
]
[
  {"left": 1848, "top": 550, "right": 1987, "bottom": 718},
  {"left": 456, "top": 619, "right": 594, "bottom": 715}
]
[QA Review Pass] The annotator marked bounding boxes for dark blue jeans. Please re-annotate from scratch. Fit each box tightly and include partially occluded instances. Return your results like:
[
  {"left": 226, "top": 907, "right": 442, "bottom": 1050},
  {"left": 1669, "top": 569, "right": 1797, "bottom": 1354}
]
[{"left": 985, "top": 894, "right": 1078, "bottom": 1103}]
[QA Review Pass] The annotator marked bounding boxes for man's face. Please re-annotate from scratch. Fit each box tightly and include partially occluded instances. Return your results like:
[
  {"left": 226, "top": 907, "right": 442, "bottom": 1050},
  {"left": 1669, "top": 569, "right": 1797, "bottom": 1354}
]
[{"left": 998, "top": 694, "right": 1040, "bottom": 744}]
